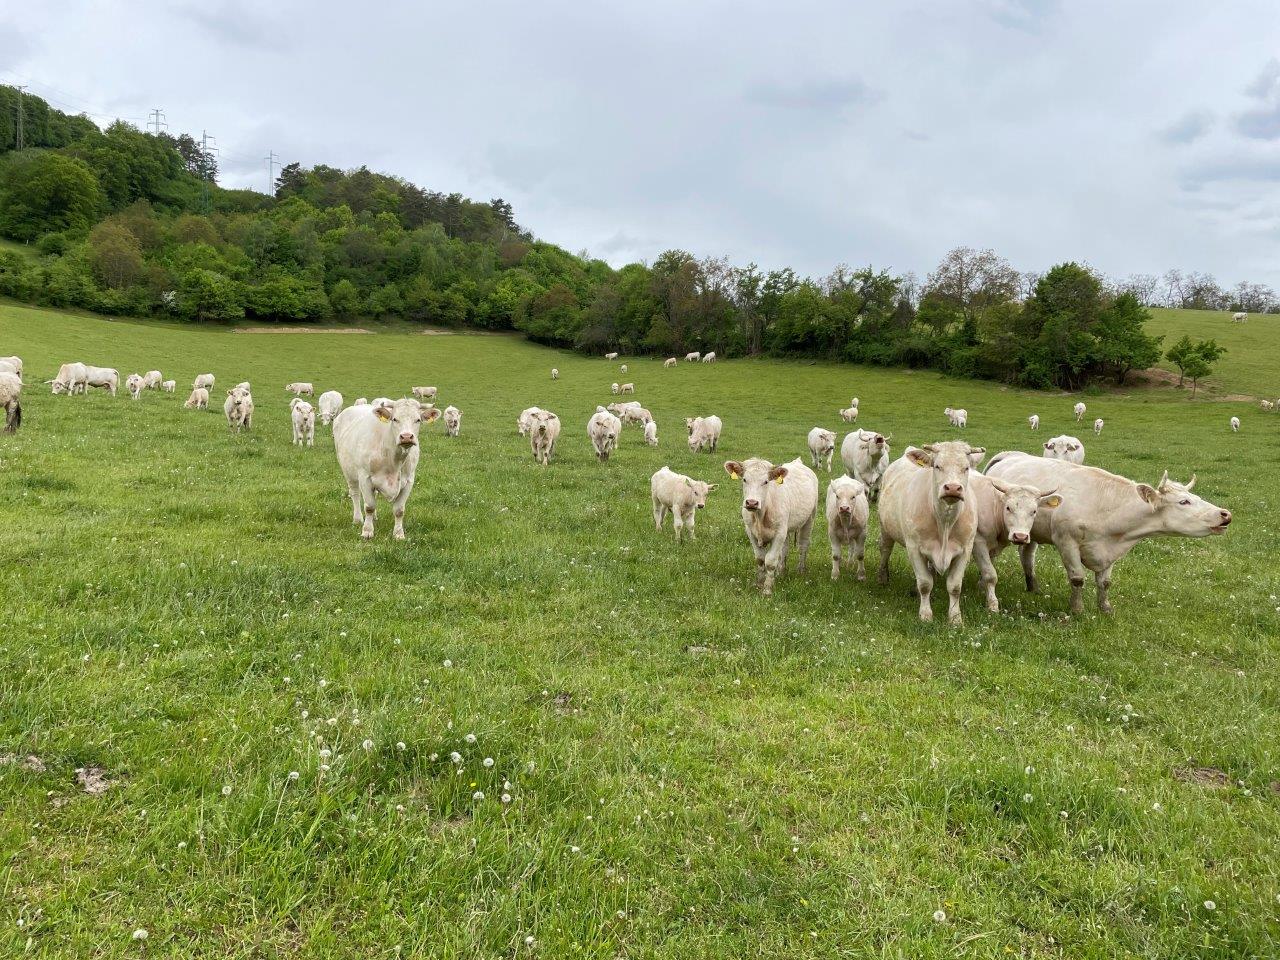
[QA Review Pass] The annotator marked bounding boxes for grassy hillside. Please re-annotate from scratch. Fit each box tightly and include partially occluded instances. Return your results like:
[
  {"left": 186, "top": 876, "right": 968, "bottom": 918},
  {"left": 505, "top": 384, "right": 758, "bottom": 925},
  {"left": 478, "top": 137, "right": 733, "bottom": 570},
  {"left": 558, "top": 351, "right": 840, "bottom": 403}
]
[
  {"left": 0, "top": 302, "right": 1277, "bottom": 958},
  {"left": 1146, "top": 307, "right": 1279, "bottom": 398}
]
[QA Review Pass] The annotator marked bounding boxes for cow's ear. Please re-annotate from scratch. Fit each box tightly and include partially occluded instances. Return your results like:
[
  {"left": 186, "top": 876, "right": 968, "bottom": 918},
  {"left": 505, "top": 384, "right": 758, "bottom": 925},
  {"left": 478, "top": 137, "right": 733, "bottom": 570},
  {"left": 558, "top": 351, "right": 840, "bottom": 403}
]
[
  {"left": 906, "top": 448, "right": 932, "bottom": 468},
  {"left": 768, "top": 466, "right": 788, "bottom": 484},
  {"left": 724, "top": 461, "right": 743, "bottom": 479},
  {"left": 374, "top": 405, "right": 392, "bottom": 422},
  {"left": 684, "top": 477, "right": 693, "bottom": 486},
  {"left": 705, "top": 483, "right": 718, "bottom": 492},
  {"left": 424, "top": 407, "right": 441, "bottom": 422},
  {"left": 1043, "top": 441, "right": 1053, "bottom": 449},
  {"left": 1040, "top": 494, "right": 1063, "bottom": 509},
  {"left": 1136, "top": 483, "right": 1159, "bottom": 504},
  {"left": 967, "top": 448, "right": 986, "bottom": 466}
]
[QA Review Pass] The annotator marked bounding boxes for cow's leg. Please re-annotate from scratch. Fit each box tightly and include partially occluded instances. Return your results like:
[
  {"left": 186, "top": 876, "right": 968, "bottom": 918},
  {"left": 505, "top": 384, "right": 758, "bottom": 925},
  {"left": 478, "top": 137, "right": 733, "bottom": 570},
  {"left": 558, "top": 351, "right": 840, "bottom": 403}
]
[
  {"left": 795, "top": 518, "right": 813, "bottom": 574},
  {"left": 346, "top": 478, "right": 362, "bottom": 524},
  {"left": 1054, "top": 537, "right": 1088, "bottom": 614},
  {"left": 907, "top": 549, "right": 935, "bottom": 622},
  {"left": 652, "top": 497, "right": 666, "bottom": 532},
  {"left": 672, "top": 511, "right": 685, "bottom": 543},
  {"left": 944, "top": 553, "right": 967, "bottom": 626},
  {"left": 1019, "top": 542, "right": 1039, "bottom": 592},
  {"left": 971, "top": 539, "right": 999, "bottom": 612},
  {"left": 1095, "top": 562, "right": 1115, "bottom": 614},
  {"left": 391, "top": 478, "right": 414, "bottom": 541},
  {"left": 830, "top": 534, "right": 842, "bottom": 580},
  {"left": 762, "top": 537, "right": 789, "bottom": 597},
  {"left": 877, "top": 530, "right": 894, "bottom": 585},
  {"left": 683, "top": 508, "right": 697, "bottom": 541},
  {"left": 853, "top": 528, "right": 867, "bottom": 581},
  {"left": 358, "top": 475, "right": 377, "bottom": 539}
]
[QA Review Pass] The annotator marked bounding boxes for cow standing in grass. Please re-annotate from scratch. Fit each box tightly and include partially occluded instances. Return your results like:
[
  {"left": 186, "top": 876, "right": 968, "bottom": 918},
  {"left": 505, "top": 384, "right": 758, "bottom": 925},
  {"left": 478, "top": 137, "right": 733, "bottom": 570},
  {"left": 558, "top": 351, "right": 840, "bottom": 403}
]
[
  {"left": 0, "top": 372, "right": 21, "bottom": 433},
  {"left": 724, "top": 457, "right": 818, "bottom": 597}
]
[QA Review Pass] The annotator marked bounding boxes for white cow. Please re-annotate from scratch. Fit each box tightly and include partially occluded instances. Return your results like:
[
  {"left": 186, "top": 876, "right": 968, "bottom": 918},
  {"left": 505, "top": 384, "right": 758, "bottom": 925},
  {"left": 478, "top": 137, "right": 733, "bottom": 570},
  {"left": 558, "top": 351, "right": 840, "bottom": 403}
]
[
  {"left": 839, "top": 429, "right": 891, "bottom": 501},
  {"left": 587, "top": 407, "right": 622, "bottom": 461},
  {"left": 944, "top": 406, "right": 968, "bottom": 428},
  {"left": 125, "top": 374, "right": 144, "bottom": 400},
  {"left": 1028, "top": 414, "right": 1040, "bottom": 431},
  {"left": 1042, "top": 435, "right": 1085, "bottom": 464},
  {"left": 1093, "top": 418, "right": 1104, "bottom": 435},
  {"left": 82, "top": 366, "right": 119, "bottom": 395},
  {"left": 619, "top": 383, "right": 635, "bottom": 394},
  {"left": 985, "top": 451, "right": 1231, "bottom": 614},
  {"left": 684, "top": 352, "right": 701, "bottom": 362},
  {"left": 611, "top": 383, "right": 620, "bottom": 395},
  {"left": 51, "top": 362, "right": 88, "bottom": 395},
  {"left": 1230, "top": 416, "right": 1240, "bottom": 432},
  {"left": 411, "top": 386, "right": 438, "bottom": 401},
  {"left": 318, "top": 390, "right": 343, "bottom": 426},
  {"left": 621, "top": 406, "right": 651, "bottom": 426},
  {"left": 234, "top": 381, "right": 252, "bottom": 393},
  {"left": 0, "top": 356, "right": 22, "bottom": 377},
  {"left": 161, "top": 379, "right": 176, "bottom": 393},
  {"left": 291, "top": 398, "right": 316, "bottom": 446},
  {"left": 839, "top": 406, "right": 859, "bottom": 423},
  {"left": 551, "top": 368, "right": 559, "bottom": 380},
  {"left": 724, "top": 457, "right": 818, "bottom": 596},
  {"left": 607, "top": 401, "right": 641, "bottom": 417},
  {"left": 142, "top": 370, "right": 163, "bottom": 390},
  {"left": 604, "top": 352, "right": 619, "bottom": 361},
  {"left": 686, "top": 415, "right": 722, "bottom": 453},
  {"left": 644, "top": 420, "right": 659, "bottom": 446},
  {"left": 1232, "top": 311, "right": 1248, "bottom": 322},
  {"left": 0, "top": 372, "right": 21, "bottom": 432},
  {"left": 826, "top": 476, "right": 869, "bottom": 581},
  {"left": 184, "top": 387, "right": 209, "bottom": 410},
  {"left": 877, "top": 442, "right": 985, "bottom": 625},
  {"left": 702, "top": 352, "right": 716, "bottom": 363},
  {"left": 650, "top": 466, "right": 715, "bottom": 542},
  {"left": 807, "top": 427, "right": 837, "bottom": 472},
  {"left": 193, "top": 373, "right": 215, "bottom": 391},
  {"left": 286, "top": 382, "right": 314, "bottom": 397},
  {"left": 443, "top": 405, "right": 462, "bottom": 437},
  {"left": 528, "top": 410, "right": 561, "bottom": 465},
  {"left": 1260, "top": 400, "right": 1273, "bottom": 412},
  {"left": 517, "top": 406, "right": 542, "bottom": 436},
  {"left": 620, "top": 364, "right": 628, "bottom": 374},
  {"left": 353, "top": 397, "right": 368, "bottom": 407},
  {"left": 969, "top": 474, "right": 1062, "bottom": 612},
  {"left": 664, "top": 357, "right": 678, "bottom": 368},
  {"left": 224, "top": 387, "right": 254, "bottom": 432},
  {"left": 1074, "top": 401, "right": 1086, "bottom": 422},
  {"left": 333, "top": 397, "right": 440, "bottom": 540}
]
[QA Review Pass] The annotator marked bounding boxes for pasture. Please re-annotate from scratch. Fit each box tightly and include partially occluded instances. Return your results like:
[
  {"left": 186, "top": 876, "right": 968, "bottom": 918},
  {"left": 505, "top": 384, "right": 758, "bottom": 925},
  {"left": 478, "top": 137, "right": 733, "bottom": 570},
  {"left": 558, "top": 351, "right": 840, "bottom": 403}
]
[
  {"left": 1146, "top": 307, "right": 1277, "bottom": 398},
  {"left": 0, "top": 300, "right": 1277, "bottom": 958}
]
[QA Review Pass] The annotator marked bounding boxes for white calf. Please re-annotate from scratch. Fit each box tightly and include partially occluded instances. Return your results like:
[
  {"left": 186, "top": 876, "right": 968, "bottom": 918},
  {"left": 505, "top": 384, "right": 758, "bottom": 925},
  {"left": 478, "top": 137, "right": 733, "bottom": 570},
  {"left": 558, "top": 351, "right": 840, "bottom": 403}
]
[
  {"left": 443, "top": 405, "right": 461, "bottom": 437},
  {"left": 651, "top": 467, "right": 715, "bottom": 542},
  {"left": 826, "top": 476, "right": 869, "bottom": 580},
  {"left": 724, "top": 457, "right": 819, "bottom": 596},
  {"left": 291, "top": 398, "right": 316, "bottom": 446},
  {"left": 807, "top": 427, "right": 837, "bottom": 472}
]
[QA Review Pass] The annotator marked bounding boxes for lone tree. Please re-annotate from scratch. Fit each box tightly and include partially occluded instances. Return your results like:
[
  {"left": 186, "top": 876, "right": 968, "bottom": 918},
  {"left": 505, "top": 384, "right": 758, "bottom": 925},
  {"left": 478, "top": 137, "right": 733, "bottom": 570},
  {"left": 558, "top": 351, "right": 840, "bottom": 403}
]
[{"left": 1166, "top": 336, "right": 1225, "bottom": 397}]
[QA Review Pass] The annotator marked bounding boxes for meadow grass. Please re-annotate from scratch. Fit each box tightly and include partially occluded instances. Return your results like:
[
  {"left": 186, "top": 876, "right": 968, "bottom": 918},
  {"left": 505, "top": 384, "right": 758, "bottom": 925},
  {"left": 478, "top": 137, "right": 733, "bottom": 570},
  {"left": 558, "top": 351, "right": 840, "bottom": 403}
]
[
  {"left": 0, "top": 300, "right": 1277, "bottom": 958},
  {"left": 1146, "top": 307, "right": 1278, "bottom": 399}
]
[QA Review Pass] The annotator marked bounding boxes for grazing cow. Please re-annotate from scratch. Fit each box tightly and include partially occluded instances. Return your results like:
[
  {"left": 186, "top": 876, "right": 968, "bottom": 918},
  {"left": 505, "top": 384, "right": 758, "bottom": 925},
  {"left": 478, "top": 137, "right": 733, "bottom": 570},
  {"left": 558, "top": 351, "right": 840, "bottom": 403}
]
[
  {"left": 193, "top": 373, "right": 215, "bottom": 391},
  {"left": 839, "top": 429, "right": 891, "bottom": 501},
  {"left": 51, "top": 362, "right": 88, "bottom": 395},
  {"left": 161, "top": 379, "right": 176, "bottom": 393},
  {"left": 184, "top": 387, "right": 209, "bottom": 410},
  {"left": 985, "top": 451, "right": 1231, "bottom": 614},
  {"left": 839, "top": 406, "right": 859, "bottom": 423},
  {"left": 125, "top": 374, "right": 145, "bottom": 400},
  {"left": 1042, "top": 435, "right": 1085, "bottom": 464},
  {"left": 82, "top": 366, "right": 119, "bottom": 395},
  {"left": 622, "top": 406, "right": 652, "bottom": 426},
  {"left": 528, "top": 410, "right": 561, "bottom": 465},
  {"left": 607, "top": 401, "right": 641, "bottom": 417},
  {"left": 1093, "top": 418, "right": 1104, "bottom": 435},
  {"left": 234, "top": 381, "right": 252, "bottom": 392},
  {"left": 684, "top": 351, "right": 701, "bottom": 362},
  {"left": 0, "top": 356, "right": 22, "bottom": 376},
  {"left": 318, "top": 390, "right": 343, "bottom": 426},
  {"left": 587, "top": 406, "right": 622, "bottom": 461},
  {"left": 651, "top": 466, "right": 715, "bottom": 542},
  {"left": 443, "top": 405, "right": 462, "bottom": 437},
  {"left": 1260, "top": 400, "right": 1273, "bottom": 412},
  {"left": 878, "top": 442, "right": 985, "bottom": 625},
  {"left": 944, "top": 406, "right": 968, "bottom": 428},
  {"left": 619, "top": 383, "right": 635, "bottom": 394},
  {"left": 142, "top": 370, "right": 163, "bottom": 390},
  {"left": 224, "top": 387, "right": 254, "bottom": 433},
  {"left": 333, "top": 397, "right": 440, "bottom": 540},
  {"left": 291, "top": 398, "right": 316, "bottom": 446},
  {"left": 551, "top": 368, "right": 559, "bottom": 380},
  {"left": 620, "top": 364, "right": 628, "bottom": 374},
  {"left": 686, "top": 415, "right": 723, "bottom": 453},
  {"left": 644, "top": 420, "right": 658, "bottom": 446},
  {"left": 702, "top": 352, "right": 716, "bottom": 363},
  {"left": 411, "top": 386, "right": 438, "bottom": 401},
  {"left": 724, "top": 457, "right": 819, "bottom": 596},
  {"left": 826, "top": 476, "right": 869, "bottom": 581},
  {"left": 286, "top": 382, "right": 314, "bottom": 397},
  {"left": 1230, "top": 416, "right": 1240, "bottom": 432},
  {"left": 664, "top": 357, "right": 678, "bottom": 368},
  {"left": 807, "top": 427, "right": 837, "bottom": 472},
  {"left": 517, "top": 406, "right": 542, "bottom": 436},
  {"left": 611, "top": 383, "right": 621, "bottom": 395},
  {"left": 0, "top": 372, "right": 21, "bottom": 433},
  {"left": 1232, "top": 311, "right": 1248, "bottom": 322},
  {"left": 1074, "top": 401, "right": 1086, "bottom": 422},
  {"left": 604, "top": 352, "right": 619, "bottom": 360},
  {"left": 1028, "top": 414, "right": 1040, "bottom": 431},
  {"left": 969, "top": 474, "right": 1062, "bottom": 612}
]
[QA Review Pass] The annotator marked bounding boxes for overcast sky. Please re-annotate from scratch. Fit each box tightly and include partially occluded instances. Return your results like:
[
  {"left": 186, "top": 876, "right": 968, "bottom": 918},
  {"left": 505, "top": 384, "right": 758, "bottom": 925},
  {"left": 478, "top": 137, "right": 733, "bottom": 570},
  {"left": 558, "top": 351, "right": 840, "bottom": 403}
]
[{"left": 4, "top": 1, "right": 1278, "bottom": 286}]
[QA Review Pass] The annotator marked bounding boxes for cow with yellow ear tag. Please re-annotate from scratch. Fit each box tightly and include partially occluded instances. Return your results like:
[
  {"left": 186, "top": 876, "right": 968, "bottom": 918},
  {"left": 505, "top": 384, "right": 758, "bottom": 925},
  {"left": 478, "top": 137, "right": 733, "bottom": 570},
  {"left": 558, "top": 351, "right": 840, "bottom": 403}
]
[
  {"left": 723, "top": 456, "right": 819, "bottom": 597},
  {"left": 333, "top": 397, "right": 440, "bottom": 541}
]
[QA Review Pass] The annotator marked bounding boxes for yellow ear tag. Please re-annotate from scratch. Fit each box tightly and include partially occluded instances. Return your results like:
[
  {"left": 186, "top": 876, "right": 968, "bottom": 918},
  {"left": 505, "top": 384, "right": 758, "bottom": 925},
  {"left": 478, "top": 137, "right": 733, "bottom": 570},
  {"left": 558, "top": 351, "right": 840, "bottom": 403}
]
[
  {"left": 774, "top": 475, "right": 784, "bottom": 485},
  {"left": 375, "top": 408, "right": 391, "bottom": 422}
]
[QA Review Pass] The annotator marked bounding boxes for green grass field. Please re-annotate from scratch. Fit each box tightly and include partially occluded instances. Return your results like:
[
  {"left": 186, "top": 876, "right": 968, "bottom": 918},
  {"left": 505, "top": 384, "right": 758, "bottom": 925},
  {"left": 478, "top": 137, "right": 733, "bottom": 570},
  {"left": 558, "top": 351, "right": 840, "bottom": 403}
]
[
  {"left": 1146, "top": 307, "right": 1278, "bottom": 399},
  {"left": 0, "top": 300, "right": 1277, "bottom": 958}
]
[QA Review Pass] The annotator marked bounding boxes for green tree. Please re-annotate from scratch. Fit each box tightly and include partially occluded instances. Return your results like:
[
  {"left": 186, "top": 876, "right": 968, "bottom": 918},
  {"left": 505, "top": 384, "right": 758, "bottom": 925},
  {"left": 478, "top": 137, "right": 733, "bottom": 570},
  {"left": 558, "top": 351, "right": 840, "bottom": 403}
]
[
  {"left": 87, "top": 221, "right": 144, "bottom": 289},
  {"left": 1094, "top": 292, "right": 1163, "bottom": 385},
  {"left": 176, "top": 268, "right": 243, "bottom": 322},
  {"left": 1166, "top": 337, "right": 1225, "bottom": 397},
  {"left": 1164, "top": 335, "right": 1196, "bottom": 386},
  {"left": 0, "top": 152, "right": 103, "bottom": 241}
]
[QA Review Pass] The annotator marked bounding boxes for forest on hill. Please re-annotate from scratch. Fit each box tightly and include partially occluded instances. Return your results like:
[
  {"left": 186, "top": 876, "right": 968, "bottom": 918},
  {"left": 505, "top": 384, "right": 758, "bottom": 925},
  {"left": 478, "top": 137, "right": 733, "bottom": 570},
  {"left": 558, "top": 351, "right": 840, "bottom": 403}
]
[{"left": 0, "top": 84, "right": 1266, "bottom": 389}]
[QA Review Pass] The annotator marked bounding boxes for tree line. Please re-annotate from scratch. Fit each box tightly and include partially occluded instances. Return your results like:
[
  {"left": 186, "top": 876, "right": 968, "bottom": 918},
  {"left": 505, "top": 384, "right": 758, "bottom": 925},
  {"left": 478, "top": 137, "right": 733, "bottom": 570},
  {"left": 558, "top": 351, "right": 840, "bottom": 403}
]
[{"left": 0, "top": 87, "right": 1241, "bottom": 390}]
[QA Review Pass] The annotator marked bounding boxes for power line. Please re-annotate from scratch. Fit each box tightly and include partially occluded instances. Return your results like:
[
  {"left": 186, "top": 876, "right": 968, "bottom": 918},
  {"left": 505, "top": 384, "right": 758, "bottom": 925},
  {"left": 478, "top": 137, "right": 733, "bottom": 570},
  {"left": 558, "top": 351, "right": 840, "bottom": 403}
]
[
  {"left": 200, "top": 129, "right": 217, "bottom": 213},
  {"left": 264, "top": 150, "right": 280, "bottom": 196},
  {"left": 147, "top": 107, "right": 167, "bottom": 135},
  {"left": 14, "top": 85, "right": 24, "bottom": 150}
]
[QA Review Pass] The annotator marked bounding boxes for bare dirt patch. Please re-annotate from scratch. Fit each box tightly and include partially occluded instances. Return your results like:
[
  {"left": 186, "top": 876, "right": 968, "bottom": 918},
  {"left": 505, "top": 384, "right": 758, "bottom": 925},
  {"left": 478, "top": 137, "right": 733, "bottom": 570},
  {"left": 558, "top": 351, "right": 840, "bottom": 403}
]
[
  {"left": 1173, "top": 765, "right": 1230, "bottom": 788},
  {"left": 75, "top": 766, "right": 112, "bottom": 795},
  {"left": 0, "top": 753, "right": 46, "bottom": 773},
  {"left": 235, "top": 326, "right": 373, "bottom": 334}
]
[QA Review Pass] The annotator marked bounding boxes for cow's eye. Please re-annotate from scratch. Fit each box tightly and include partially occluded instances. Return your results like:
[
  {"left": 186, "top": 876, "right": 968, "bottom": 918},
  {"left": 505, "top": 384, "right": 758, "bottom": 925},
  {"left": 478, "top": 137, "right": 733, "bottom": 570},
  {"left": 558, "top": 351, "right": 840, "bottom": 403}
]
[{"left": 1179, "top": 498, "right": 1191, "bottom": 506}]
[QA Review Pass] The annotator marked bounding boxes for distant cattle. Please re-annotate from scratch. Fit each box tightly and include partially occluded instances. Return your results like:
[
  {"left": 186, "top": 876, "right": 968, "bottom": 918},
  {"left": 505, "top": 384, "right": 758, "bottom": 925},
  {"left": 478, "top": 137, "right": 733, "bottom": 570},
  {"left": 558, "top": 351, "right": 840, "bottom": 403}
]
[
  {"left": 611, "top": 383, "right": 620, "bottom": 395},
  {"left": 1028, "top": 414, "right": 1039, "bottom": 431},
  {"left": 125, "top": 374, "right": 144, "bottom": 400},
  {"left": 620, "top": 364, "right": 628, "bottom": 374},
  {"left": 411, "top": 386, "right": 438, "bottom": 401},
  {"left": 826, "top": 476, "right": 869, "bottom": 581},
  {"left": 551, "top": 368, "right": 559, "bottom": 380},
  {"left": 50, "top": 362, "right": 87, "bottom": 395},
  {"left": 944, "top": 406, "right": 968, "bottom": 428},
  {"left": 291, "top": 398, "right": 315, "bottom": 446},
  {"left": 807, "top": 427, "right": 837, "bottom": 472},
  {"left": 724, "top": 457, "right": 818, "bottom": 597},
  {"left": 193, "top": 373, "right": 215, "bottom": 391},
  {"left": 184, "top": 387, "right": 209, "bottom": 410},
  {"left": 0, "top": 372, "right": 22, "bottom": 432},
  {"left": 587, "top": 407, "right": 622, "bottom": 461},
  {"left": 664, "top": 357, "right": 678, "bottom": 368},
  {"left": 604, "top": 352, "right": 619, "bottom": 361},
  {"left": 1232, "top": 311, "right": 1248, "bottom": 322},
  {"left": 286, "top": 382, "right": 314, "bottom": 397},
  {"left": 0, "top": 356, "right": 22, "bottom": 377},
  {"left": 528, "top": 410, "right": 561, "bottom": 465},
  {"left": 1093, "top": 418, "right": 1104, "bottom": 435},
  {"left": 619, "top": 383, "right": 635, "bottom": 394},
  {"left": 1042, "top": 435, "right": 1085, "bottom": 464},
  {"left": 1230, "top": 416, "right": 1240, "bottom": 432},
  {"left": 141, "top": 370, "right": 163, "bottom": 390},
  {"left": 702, "top": 352, "right": 716, "bottom": 363},
  {"left": 644, "top": 420, "right": 658, "bottom": 446},
  {"left": 443, "top": 405, "right": 462, "bottom": 437},
  {"left": 684, "top": 352, "right": 701, "bottom": 362},
  {"left": 161, "top": 379, "right": 176, "bottom": 393},
  {"left": 686, "top": 415, "right": 722, "bottom": 453},
  {"left": 83, "top": 366, "right": 119, "bottom": 395},
  {"left": 650, "top": 466, "right": 715, "bottom": 542},
  {"left": 224, "top": 387, "right": 254, "bottom": 432},
  {"left": 1074, "top": 401, "right": 1086, "bottom": 422},
  {"left": 840, "top": 429, "right": 891, "bottom": 501},
  {"left": 318, "top": 390, "right": 343, "bottom": 426}
]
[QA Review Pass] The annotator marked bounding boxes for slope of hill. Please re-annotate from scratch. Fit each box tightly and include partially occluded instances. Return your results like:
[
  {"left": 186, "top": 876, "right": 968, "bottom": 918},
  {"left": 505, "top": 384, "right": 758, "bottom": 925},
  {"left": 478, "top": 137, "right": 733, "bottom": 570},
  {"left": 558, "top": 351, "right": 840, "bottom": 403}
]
[{"left": 1145, "top": 308, "right": 1279, "bottom": 398}]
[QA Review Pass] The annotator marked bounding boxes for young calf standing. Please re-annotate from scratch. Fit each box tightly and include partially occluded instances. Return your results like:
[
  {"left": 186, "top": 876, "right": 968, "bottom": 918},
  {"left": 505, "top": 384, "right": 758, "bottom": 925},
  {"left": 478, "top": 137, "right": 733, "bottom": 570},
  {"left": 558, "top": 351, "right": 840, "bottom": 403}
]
[
  {"left": 724, "top": 457, "right": 818, "bottom": 597},
  {"left": 291, "top": 398, "right": 315, "bottom": 446},
  {"left": 968, "top": 474, "right": 1061, "bottom": 612},
  {"left": 825, "top": 476, "right": 869, "bottom": 580},
  {"left": 650, "top": 467, "right": 715, "bottom": 542}
]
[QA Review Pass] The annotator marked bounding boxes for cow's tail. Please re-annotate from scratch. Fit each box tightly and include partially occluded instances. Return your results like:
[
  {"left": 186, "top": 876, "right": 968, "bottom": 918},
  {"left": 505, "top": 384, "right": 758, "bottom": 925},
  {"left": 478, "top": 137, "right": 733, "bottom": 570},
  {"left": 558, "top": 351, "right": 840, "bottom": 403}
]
[{"left": 4, "top": 401, "right": 20, "bottom": 433}]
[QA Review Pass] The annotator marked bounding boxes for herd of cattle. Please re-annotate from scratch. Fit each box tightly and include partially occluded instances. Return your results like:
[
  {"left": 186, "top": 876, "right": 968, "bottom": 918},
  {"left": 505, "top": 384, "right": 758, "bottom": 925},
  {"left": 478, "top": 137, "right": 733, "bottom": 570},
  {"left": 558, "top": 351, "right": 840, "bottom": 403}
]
[{"left": 0, "top": 351, "right": 1235, "bottom": 624}]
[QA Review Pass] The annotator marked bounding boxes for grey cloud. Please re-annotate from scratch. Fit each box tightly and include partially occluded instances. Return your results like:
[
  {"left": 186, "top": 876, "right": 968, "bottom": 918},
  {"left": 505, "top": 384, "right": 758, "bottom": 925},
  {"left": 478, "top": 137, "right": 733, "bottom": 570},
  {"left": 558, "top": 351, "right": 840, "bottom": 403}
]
[
  {"left": 1181, "top": 157, "right": 1280, "bottom": 190},
  {"left": 176, "top": 1, "right": 289, "bottom": 52},
  {"left": 1158, "top": 110, "right": 1213, "bottom": 144},
  {"left": 747, "top": 77, "right": 881, "bottom": 112},
  {"left": 1234, "top": 58, "right": 1280, "bottom": 139},
  {"left": 0, "top": 20, "right": 31, "bottom": 63},
  {"left": 982, "top": 0, "right": 1059, "bottom": 32}
]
